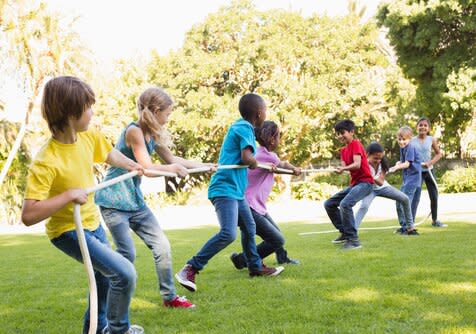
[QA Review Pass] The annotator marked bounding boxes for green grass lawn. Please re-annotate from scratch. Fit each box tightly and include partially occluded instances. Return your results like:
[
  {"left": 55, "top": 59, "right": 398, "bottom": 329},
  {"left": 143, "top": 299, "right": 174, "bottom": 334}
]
[{"left": 1, "top": 221, "right": 475, "bottom": 334}]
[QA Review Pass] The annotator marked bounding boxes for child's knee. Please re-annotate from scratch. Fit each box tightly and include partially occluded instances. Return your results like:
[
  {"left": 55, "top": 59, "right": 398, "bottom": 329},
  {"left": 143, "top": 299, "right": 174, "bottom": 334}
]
[{"left": 219, "top": 229, "right": 237, "bottom": 244}]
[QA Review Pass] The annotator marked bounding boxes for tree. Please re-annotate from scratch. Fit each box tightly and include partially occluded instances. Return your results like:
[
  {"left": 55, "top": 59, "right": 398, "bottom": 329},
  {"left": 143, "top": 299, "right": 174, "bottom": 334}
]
[
  {"left": 377, "top": 0, "right": 476, "bottom": 155},
  {"left": 147, "top": 0, "right": 405, "bottom": 166},
  {"left": 0, "top": 0, "right": 93, "bottom": 223}
]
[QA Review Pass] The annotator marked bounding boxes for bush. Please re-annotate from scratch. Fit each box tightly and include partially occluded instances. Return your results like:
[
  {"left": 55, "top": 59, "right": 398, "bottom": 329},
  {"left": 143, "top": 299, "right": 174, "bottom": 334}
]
[
  {"left": 292, "top": 182, "right": 339, "bottom": 201},
  {"left": 441, "top": 166, "right": 476, "bottom": 193}
]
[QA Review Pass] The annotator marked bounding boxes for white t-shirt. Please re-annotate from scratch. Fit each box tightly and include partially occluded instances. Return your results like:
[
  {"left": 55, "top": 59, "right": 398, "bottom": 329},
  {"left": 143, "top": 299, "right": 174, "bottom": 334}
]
[{"left": 371, "top": 163, "right": 389, "bottom": 190}]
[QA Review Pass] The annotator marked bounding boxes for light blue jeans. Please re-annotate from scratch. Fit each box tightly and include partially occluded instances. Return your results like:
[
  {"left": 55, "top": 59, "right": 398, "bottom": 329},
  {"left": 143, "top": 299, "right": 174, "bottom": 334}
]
[
  {"left": 51, "top": 226, "right": 136, "bottom": 334},
  {"left": 187, "top": 197, "right": 262, "bottom": 273},
  {"left": 396, "top": 184, "right": 420, "bottom": 231},
  {"left": 100, "top": 206, "right": 176, "bottom": 301},
  {"left": 354, "top": 185, "right": 413, "bottom": 229}
]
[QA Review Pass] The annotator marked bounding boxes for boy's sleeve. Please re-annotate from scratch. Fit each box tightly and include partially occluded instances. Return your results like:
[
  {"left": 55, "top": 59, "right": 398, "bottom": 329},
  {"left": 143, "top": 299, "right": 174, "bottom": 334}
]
[
  {"left": 24, "top": 162, "right": 55, "bottom": 201},
  {"left": 405, "top": 146, "right": 416, "bottom": 162},
  {"left": 236, "top": 127, "right": 256, "bottom": 153},
  {"left": 92, "top": 129, "right": 114, "bottom": 163},
  {"left": 351, "top": 141, "right": 365, "bottom": 157}
]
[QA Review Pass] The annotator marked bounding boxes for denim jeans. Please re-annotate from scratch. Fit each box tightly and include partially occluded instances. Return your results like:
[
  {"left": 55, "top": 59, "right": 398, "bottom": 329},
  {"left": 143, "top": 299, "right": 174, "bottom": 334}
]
[
  {"left": 396, "top": 183, "right": 420, "bottom": 230},
  {"left": 51, "top": 226, "right": 136, "bottom": 334},
  {"left": 413, "top": 170, "right": 439, "bottom": 222},
  {"left": 354, "top": 185, "right": 413, "bottom": 228},
  {"left": 188, "top": 197, "right": 262, "bottom": 272},
  {"left": 324, "top": 182, "right": 373, "bottom": 240},
  {"left": 100, "top": 206, "right": 176, "bottom": 301}
]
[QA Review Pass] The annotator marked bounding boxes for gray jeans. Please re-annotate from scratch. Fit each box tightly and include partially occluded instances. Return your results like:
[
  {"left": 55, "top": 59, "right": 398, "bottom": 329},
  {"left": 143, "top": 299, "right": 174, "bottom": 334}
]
[{"left": 354, "top": 185, "right": 413, "bottom": 229}]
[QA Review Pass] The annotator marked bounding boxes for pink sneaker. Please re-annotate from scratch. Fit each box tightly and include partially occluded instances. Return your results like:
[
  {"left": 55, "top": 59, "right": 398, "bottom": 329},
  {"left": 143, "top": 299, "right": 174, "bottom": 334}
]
[
  {"left": 175, "top": 264, "right": 198, "bottom": 292},
  {"left": 164, "top": 295, "right": 196, "bottom": 308}
]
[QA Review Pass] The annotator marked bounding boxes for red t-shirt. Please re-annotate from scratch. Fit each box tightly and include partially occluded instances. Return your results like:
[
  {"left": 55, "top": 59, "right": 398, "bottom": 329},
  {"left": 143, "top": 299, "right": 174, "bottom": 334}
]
[{"left": 340, "top": 139, "right": 374, "bottom": 186}]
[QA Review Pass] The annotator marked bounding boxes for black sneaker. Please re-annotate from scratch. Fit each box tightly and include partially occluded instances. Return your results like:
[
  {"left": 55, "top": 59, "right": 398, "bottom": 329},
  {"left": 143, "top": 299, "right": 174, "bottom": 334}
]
[
  {"left": 342, "top": 239, "right": 362, "bottom": 250},
  {"left": 432, "top": 220, "right": 447, "bottom": 228},
  {"left": 406, "top": 229, "right": 420, "bottom": 236},
  {"left": 278, "top": 257, "right": 300, "bottom": 265},
  {"left": 332, "top": 233, "right": 346, "bottom": 244},
  {"left": 394, "top": 227, "right": 406, "bottom": 234},
  {"left": 230, "top": 252, "right": 247, "bottom": 270}
]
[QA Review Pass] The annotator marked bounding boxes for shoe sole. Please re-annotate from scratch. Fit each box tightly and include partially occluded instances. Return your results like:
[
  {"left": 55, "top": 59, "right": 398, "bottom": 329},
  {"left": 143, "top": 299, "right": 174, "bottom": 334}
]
[
  {"left": 342, "top": 244, "right": 362, "bottom": 250},
  {"left": 270, "top": 266, "right": 285, "bottom": 276},
  {"left": 332, "top": 240, "right": 346, "bottom": 244},
  {"left": 174, "top": 273, "right": 197, "bottom": 292}
]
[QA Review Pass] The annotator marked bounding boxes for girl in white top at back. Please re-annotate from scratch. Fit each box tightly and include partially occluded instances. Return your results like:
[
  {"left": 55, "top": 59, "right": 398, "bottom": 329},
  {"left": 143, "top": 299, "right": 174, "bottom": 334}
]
[{"left": 354, "top": 142, "right": 418, "bottom": 235}]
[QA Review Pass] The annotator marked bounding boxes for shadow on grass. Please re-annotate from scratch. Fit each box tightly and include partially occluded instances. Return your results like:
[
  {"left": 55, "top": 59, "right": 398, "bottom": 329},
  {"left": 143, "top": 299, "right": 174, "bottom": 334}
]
[{"left": 1, "top": 222, "right": 475, "bottom": 333}]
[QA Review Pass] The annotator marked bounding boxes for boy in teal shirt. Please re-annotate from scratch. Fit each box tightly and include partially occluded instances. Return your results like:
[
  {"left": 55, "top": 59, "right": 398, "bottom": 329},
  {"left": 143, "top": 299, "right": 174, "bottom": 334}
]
[{"left": 175, "top": 93, "right": 284, "bottom": 292}]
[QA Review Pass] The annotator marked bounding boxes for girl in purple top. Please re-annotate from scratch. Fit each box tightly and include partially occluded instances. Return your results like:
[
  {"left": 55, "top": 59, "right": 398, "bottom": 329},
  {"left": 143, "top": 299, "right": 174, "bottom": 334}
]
[{"left": 230, "top": 121, "right": 301, "bottom": 269}]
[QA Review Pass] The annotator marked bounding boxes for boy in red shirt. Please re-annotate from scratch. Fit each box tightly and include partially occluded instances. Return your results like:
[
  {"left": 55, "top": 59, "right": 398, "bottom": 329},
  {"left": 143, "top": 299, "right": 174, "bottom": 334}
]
[{"left": 324, "top": 120, "right": 374, "bottom": 249}]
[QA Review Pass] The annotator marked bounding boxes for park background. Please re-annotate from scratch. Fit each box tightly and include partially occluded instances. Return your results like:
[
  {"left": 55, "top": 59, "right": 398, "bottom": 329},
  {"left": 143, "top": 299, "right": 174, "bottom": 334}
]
[{"left": 1, "top": 1, "right": 476, "bottom": 333}]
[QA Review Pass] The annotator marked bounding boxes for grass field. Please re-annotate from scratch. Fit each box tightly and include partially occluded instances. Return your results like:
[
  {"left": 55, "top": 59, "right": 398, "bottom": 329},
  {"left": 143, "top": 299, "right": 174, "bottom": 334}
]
[{"left": 1, "top": 221, "right": 475, "bottom": 334}]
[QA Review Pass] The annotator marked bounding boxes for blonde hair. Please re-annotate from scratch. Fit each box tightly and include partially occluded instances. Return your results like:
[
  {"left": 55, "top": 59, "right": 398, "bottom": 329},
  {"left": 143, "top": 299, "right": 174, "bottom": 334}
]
[
  {"left": 397, "top": 126, "right": 413, "bottom": 139},
  {"left": 137, "top": 87, "right": 173, "bottom": 147}
]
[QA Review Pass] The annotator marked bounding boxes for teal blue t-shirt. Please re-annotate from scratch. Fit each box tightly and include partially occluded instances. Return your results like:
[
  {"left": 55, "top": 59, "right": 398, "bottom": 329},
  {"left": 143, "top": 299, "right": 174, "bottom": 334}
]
[
  {"left": 94, "top": 122, "right": 156, "bottom": 211},
  {"left": 208, "top": 118, "right": 256, "bottom": 200}
]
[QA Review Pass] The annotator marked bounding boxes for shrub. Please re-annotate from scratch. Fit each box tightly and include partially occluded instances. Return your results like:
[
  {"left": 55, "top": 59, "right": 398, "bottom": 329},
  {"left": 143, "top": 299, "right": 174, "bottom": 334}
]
[
  {"left": 441, "top": 166, "right": 476, "bottom": 193},
  {"left": 292, "top": 182, "right": 339, "bottom": 201}
]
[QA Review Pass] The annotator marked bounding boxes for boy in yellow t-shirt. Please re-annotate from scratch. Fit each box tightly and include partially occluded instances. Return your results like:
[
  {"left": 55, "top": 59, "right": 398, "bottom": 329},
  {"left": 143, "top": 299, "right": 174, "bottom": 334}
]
[{"left": 21, "top": 76, "right": 144, "bottom": 334}]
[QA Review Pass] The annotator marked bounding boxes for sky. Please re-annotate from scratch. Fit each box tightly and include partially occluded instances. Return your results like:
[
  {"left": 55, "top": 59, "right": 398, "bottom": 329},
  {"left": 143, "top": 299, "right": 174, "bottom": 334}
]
[{"left": 46, "top": 0, "right": 382, "bottom": 63}]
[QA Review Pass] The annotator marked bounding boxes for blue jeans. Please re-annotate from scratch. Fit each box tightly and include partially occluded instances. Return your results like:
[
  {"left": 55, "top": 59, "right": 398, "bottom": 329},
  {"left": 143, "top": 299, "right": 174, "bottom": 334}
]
[
  {"left": 324, "top": 182, "right": 373, "bottom": 240},
  {"left": 354, "top": 185, "right": 413, "bottom": 229},
  {"left": 51, "top": 226, "right": 136, "bottom": 334},
  {"left": 187, "top": 197, "right": 262, "bottom": 272},
  {"left": 396, "top": 183, "right": 420, "bottom": 230},
  {"left": 413, "top": 170, "right": 439, "bottom": 222},
  {"left": 100, "top": 206, "right": 176, "bottom": 301}
]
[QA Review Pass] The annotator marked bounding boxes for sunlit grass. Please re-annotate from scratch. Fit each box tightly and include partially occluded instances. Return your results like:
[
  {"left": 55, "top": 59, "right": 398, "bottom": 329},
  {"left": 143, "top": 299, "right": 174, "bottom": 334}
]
[{"left": 0, "top": 221, "right": 475, "bottom": 333}]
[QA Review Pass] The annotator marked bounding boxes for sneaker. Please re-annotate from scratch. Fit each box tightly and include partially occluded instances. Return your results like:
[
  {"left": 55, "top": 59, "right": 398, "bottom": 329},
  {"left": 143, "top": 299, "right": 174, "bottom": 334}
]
[
  {"left": 342, "top": 239, "right": 362, "bottom": 250},
  {"left": 432, "top": 220, "right": 447, "bottom": 228},
  {"left": 394, "top": 227, "right": 406, "bottom": 234},
  {"left": 164, "top": 295, "right": 195, "bottom": 308},
  {"left": 230, "top": 252, "right": 247, "bottom": 270},
  {"left": 249, "top": 264, "right": 284, "bottom": 277},
  {"left": 278, "top": 257, "right": 300, "bottom": 265},
  {"left": 175, "top": 265, "right": 198, "bottom": 292},
  {"left": 406, "top": 229, "right": 420, "bottom": 236},
  {"left": 102, "top": 325, "right": 144, "bottom": 334},
  {"left": 332, "top": 233, "right": 346, "bottom": 244}
]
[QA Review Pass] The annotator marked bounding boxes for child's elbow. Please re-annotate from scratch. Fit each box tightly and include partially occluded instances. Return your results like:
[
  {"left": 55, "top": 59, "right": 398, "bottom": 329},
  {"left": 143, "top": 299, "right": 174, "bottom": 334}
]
[{"left": 21, "top": 211, "right": 37, "bottom": 226}]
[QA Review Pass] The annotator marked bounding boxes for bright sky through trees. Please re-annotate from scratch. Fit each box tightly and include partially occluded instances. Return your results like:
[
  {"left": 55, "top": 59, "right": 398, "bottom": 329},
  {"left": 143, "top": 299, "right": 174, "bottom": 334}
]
[{"left": 46, "top": 0, "right": 381, "bottom": 63}]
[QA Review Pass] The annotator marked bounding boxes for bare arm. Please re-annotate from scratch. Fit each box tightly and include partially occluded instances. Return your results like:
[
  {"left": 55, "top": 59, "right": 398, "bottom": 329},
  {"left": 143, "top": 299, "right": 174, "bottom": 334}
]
[
  {"left": 389, "top": 161, "right": 410, "bottom": 173},
  {"left": 241, "top": 147, "right": 258, "bottom": 169},
  {"left": 374, "top": 170, "right": 386, "bottom": 186},
  {"left": 106, "top": 148, "right": 143, "bottom": 173},
  {"left": 277, "top": 160, "right": 301, "bottom": 176},
  {"left": 427, "top": 137, "right": 442, "bottom": 168},
  {"left": 126, "top": 126, "right": 189, "bottom": 177},
  {"left": 336, "top": 154, "right": 361, "bottom": 173},
  {"left": 21, "top": 189, "right": 87, "bottom": 226}
]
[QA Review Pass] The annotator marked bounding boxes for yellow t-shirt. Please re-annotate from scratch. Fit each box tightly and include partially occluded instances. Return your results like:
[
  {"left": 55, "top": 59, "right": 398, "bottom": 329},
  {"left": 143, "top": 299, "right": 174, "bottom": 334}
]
[{"left": 25, "top": 129, "right": 113, "bottom": 240}]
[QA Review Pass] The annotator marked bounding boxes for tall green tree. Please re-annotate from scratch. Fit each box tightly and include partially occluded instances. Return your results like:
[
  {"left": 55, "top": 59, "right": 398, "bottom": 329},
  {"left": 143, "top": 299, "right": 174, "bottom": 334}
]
[
  {"left": 147, "top": 0, "right": 405, "bottom": 166},
  {"left": 377, "top": 0, "right": 476, "bottom": 155}
]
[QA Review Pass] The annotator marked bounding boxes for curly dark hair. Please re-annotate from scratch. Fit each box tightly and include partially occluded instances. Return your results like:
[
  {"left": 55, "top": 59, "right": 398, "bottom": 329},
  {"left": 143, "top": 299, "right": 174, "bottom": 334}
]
[{"left": 255, "top": 120, "right": 279, "bottom": 150}]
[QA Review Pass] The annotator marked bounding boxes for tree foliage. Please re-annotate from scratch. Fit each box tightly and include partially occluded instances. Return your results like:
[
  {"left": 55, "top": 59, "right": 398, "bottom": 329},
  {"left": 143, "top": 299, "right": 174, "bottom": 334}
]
[
  {"left": 145, "top": 0, "right": 408, "bottom": 166},
  {"left": 377, "top": 0, "right": 476, "bottom": 154}
]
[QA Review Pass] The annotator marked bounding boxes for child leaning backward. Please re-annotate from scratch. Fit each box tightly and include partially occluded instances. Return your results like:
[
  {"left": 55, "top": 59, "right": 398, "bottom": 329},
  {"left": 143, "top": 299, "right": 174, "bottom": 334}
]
[
  {"left": 388, "top": 126, "right": 422, "bottom": 235},
  {"left": 95, "top": 87, "right": 212, "bottom": 309},
  {"left": 21, "top": 76, "right": 144, "bottom": 334},
  {"left": 354, "top": 141, "right": 417, "bottom": 235},
  {"left": 230, "top": 120, "right": 301, "bottom": 270},
  {"left": 324, "top": 119, "right": 374, "bottom": 250},
  {"left": 175, "top": 93, "right": 284, "bottom": 293}
]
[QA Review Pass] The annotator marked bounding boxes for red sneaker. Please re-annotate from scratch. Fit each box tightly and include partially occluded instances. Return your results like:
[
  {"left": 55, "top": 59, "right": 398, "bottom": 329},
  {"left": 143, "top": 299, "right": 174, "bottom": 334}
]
[
  {"left": 164, "top": 295, "right": 196, "bottom": 308},
  {"left": 249, "top": 263, "right": 284, "bottom": 277},
  {"left": 175, "top": 265, "right": 198, "bottom": 292}
]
